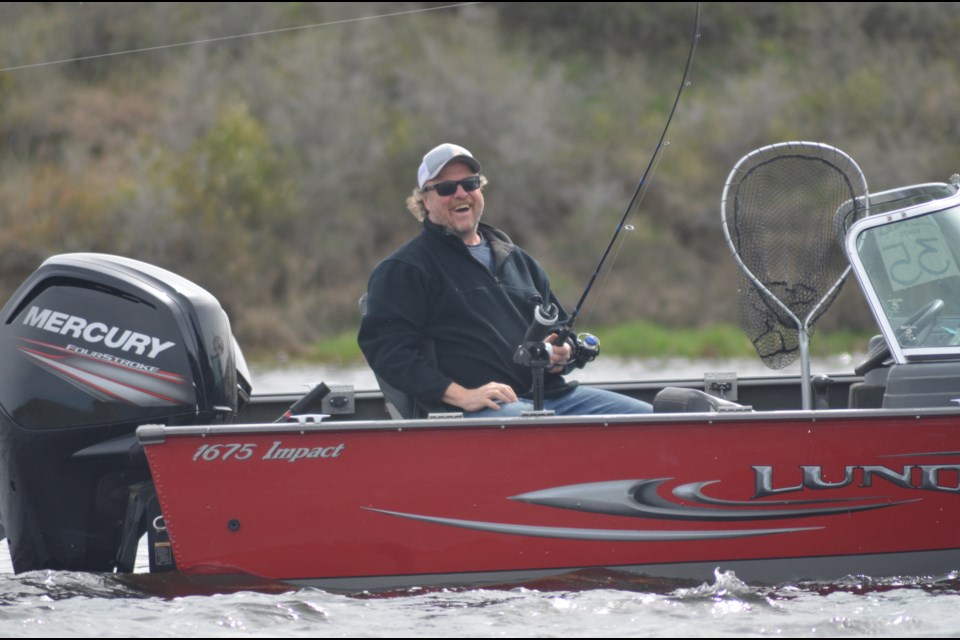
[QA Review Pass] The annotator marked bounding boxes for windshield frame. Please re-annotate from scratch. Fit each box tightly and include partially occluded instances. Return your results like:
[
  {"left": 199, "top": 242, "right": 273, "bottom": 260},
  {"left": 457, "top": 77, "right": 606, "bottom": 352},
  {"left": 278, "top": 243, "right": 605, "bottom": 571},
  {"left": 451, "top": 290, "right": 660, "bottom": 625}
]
[{"left": 846, "top": 182, "right": 960, "bottom": 364}]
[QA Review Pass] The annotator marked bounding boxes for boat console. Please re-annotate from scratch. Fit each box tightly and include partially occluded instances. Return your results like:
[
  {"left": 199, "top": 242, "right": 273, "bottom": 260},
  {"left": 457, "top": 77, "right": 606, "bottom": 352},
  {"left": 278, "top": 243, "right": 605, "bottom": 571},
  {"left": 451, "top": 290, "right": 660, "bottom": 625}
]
[{"left": 846, "top": 179, "right": 960, "bottom": 408}]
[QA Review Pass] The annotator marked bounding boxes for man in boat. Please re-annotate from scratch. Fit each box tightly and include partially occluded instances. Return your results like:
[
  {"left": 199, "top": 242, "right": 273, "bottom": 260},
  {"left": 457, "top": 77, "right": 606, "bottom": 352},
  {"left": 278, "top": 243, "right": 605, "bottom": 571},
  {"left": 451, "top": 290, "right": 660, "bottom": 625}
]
[{"left": 358, "top": 143, "right": 652, "bottom": 417}]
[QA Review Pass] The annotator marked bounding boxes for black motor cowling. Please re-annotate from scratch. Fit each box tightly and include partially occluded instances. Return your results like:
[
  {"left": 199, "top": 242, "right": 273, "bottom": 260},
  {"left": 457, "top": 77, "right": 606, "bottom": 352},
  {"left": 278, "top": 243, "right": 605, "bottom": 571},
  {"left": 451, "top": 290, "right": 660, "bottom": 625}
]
[{"left": 0, "top": 253, "right": 251, "bottom": 573}]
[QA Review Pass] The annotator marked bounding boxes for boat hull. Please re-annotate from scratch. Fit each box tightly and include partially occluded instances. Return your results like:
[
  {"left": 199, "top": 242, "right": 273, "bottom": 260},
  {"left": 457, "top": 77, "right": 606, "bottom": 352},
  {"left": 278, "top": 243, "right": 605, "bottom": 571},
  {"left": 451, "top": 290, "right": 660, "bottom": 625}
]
[{"left": 140, "top": 408, "right": 960, "bottom": 591}]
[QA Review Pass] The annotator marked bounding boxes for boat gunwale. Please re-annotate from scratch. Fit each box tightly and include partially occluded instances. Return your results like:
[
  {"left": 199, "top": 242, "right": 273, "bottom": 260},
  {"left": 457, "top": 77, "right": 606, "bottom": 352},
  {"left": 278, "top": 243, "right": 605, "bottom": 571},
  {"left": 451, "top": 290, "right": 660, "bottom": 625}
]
[{"left": 137, "top": 403, "right": 960, "bottom": 444}]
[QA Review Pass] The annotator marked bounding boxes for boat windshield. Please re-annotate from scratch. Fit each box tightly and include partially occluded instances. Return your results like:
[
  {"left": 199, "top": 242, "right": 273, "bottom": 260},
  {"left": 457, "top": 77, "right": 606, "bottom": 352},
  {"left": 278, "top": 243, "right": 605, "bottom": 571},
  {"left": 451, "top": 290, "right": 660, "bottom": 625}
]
[{"left": 848, "top": 184, "right": 960, "bottom": 363}]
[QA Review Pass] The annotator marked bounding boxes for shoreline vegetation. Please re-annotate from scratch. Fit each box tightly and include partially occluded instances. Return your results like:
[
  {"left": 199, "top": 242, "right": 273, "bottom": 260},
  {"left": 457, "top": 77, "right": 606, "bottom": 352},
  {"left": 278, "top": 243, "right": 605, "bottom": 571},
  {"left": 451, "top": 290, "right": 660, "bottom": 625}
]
[
  {"left": 2, "top": 4, "right": 956, "bottom": 356},
  {"left": 257, "top": 322, "right": 876, "bottom": 367}
]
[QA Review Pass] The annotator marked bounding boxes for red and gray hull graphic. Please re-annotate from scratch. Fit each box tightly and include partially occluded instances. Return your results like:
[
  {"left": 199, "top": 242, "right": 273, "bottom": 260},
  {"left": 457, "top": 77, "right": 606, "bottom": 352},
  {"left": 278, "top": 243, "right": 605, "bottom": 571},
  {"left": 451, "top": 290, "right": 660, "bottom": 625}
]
[{"left": 365, "top": 478, "right": 910, "bottom": 541}]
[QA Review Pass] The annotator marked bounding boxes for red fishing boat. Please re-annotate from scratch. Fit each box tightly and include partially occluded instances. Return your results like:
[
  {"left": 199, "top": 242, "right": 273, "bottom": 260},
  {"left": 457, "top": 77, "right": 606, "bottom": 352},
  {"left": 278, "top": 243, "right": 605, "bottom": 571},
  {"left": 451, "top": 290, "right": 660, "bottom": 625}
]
[
  {"left": 137, "top": 407, "right": 960, "bottom": 592},
  {"left": 2, "top": 143, "right": 960, "bottom": 593}
]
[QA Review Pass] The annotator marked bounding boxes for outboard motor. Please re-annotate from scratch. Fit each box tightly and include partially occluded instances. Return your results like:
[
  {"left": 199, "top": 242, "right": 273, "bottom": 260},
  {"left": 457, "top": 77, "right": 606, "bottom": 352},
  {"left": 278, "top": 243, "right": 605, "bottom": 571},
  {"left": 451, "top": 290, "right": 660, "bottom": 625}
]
[{"left": 0, "top": 253, "right": 251, "bottom": 573}]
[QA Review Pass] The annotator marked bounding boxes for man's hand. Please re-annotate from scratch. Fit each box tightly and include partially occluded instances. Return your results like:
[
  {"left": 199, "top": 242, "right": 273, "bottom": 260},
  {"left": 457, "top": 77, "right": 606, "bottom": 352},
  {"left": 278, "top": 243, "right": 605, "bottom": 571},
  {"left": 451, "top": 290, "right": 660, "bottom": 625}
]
[
  {"left": 545, "top": 333, "right": 572, "bottom": 373},
  {"left": 443, "top": 381, "right": 519, "bottom": 412}
]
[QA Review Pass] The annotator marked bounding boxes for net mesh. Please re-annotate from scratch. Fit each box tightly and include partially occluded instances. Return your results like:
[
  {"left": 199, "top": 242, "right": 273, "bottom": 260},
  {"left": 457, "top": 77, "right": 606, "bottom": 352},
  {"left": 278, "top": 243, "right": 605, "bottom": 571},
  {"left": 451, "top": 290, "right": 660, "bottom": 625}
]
[{"left": 722, "top": 142, "right": 868, "bottom": 369}]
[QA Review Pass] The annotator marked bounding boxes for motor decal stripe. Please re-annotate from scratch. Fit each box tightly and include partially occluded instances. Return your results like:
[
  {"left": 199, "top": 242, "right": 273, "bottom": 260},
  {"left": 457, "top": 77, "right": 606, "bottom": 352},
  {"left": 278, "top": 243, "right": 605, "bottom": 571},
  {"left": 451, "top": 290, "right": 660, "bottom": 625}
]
[{"left": 21, "top": 350, "right": 189, "bottom": 406}]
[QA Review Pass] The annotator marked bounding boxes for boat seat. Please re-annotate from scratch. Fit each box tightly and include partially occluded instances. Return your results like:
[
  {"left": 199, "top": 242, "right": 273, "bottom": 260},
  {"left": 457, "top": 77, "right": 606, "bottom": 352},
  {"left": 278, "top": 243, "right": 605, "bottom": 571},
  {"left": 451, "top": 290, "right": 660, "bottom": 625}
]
[
  {"left": 848, "top": 335, "right": 891, "bottom": 409},
  {"left": 848, "top": 367, "right": 890, "bottom": 408},
  {"left": 359, "top": 293, "right": 434, "bottom": 420},
  {"left": 883, "top": 361, "right": 960, "bottom": 409},
  {"left": 652, "top": 387, "right": 751, "bottom": 413}
]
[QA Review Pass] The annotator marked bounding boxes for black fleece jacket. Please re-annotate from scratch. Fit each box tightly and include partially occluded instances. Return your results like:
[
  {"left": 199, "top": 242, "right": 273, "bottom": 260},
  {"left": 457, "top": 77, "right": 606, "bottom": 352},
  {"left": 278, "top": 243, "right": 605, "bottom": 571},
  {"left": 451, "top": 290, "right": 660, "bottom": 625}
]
[{"left": 358, "top": 218, "right": 572, "bottom": 410}]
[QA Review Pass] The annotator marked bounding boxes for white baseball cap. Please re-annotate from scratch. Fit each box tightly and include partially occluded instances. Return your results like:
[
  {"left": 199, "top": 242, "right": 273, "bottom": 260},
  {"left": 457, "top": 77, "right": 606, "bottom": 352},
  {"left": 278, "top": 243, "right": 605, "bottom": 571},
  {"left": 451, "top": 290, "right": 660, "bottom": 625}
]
[{"left": 417, "top": 143, "right": 482, "bottom": 188}]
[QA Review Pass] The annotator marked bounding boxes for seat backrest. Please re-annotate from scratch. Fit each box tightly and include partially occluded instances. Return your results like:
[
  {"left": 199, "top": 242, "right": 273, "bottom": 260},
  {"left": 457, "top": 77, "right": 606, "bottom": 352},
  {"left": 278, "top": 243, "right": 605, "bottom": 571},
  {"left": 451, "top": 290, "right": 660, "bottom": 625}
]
[
  {"left": 377, "top": 373, "right": 419, "bottom": 419},
  {"left": 359, "top": 293, "right": 431, "bottom": 419}
]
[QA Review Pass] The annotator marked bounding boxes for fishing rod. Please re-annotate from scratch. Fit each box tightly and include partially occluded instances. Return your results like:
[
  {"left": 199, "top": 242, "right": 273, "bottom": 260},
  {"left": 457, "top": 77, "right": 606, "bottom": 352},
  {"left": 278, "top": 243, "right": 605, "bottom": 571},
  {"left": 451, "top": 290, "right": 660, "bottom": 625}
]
[{"left": 554, "top": 2, "right": 702, "bottom": 350}]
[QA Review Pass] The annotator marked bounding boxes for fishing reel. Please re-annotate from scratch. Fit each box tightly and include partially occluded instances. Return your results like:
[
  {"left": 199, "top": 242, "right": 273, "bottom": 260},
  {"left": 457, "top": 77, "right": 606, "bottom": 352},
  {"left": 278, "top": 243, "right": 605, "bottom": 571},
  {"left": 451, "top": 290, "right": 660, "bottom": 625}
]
[
  {"left": 570, "top": 333, "right": 600, "bottom": 369},
  {"left": 516, "top": 331, "right": 600, "bottom": 370},
  {"left": 514, "top": 300, "right": 605, "bottom": 413}
]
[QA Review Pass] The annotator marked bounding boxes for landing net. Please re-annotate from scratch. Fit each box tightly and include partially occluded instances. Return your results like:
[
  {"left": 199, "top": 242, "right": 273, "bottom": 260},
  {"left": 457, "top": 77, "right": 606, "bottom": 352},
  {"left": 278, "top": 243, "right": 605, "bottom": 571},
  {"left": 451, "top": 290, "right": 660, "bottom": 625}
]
[{"left": 720, "top": 142, "right": 868, "bottom": 407}]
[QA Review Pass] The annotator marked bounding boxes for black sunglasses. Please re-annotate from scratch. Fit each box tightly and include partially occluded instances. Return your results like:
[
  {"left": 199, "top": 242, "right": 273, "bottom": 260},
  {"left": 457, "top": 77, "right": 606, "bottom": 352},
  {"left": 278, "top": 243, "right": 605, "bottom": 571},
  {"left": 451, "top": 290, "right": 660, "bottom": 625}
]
[{"left": 422, "top": 175, "right": 482, "bottom": 197}]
